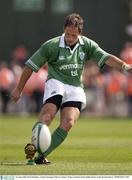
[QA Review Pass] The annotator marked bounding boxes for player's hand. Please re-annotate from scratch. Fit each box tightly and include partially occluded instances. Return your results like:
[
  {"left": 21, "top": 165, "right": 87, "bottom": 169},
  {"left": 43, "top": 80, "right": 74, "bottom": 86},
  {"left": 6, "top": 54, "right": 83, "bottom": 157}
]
[
  {"left": 11, "top": 88, "right": 22, "bottom": 102},
  {"left": 122, "top": 63, "right": 132, "bottom": 73},
  {"left": 127, "top": 65, "right": 132, "bottom": 73}
]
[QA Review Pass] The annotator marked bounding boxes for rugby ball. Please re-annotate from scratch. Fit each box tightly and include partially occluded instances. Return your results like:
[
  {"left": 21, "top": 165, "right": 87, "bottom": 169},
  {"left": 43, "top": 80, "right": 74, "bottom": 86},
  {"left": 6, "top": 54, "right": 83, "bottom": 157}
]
[{"left": 31, "top": 123, "right": 51, "bottom": 154}]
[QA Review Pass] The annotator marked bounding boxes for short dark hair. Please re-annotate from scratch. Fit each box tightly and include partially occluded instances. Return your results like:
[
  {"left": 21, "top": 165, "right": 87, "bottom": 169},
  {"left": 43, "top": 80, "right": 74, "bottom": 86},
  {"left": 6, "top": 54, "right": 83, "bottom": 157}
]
[{"left": 64, "top": 13, "right": 84, "bottom": 34}]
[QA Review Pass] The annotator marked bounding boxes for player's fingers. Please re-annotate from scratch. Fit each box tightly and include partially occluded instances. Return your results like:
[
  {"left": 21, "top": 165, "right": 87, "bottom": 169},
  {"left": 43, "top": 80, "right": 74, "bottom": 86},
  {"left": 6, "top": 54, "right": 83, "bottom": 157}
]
[
  {"left": 10, "top": 93, "right": 20, "bottom": 102},
  {"left": 11, "top": 95, "right": 20, "bottom": 102},
  {"left": 127, "top": 65, "right": 132, "bottom": 73},
  {"left": 10, "top": 89, "right": 22, "bottom": 102}
]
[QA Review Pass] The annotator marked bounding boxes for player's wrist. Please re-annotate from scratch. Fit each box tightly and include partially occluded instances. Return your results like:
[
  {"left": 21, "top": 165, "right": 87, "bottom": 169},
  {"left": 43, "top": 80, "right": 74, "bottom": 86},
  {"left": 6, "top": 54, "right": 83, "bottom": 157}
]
[{"left": 122, "top": 63, "right": 131, "bottom": 72}]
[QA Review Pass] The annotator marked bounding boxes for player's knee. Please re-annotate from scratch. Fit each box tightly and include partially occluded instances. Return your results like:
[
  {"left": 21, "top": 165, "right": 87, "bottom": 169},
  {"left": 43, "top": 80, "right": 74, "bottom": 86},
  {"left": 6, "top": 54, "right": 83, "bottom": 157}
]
[
  {"left": 39, "top": 113, "right": 54, "bottom": 125},
  {"left": 60, "top": 117, "right": 76, "bottom": 131}
]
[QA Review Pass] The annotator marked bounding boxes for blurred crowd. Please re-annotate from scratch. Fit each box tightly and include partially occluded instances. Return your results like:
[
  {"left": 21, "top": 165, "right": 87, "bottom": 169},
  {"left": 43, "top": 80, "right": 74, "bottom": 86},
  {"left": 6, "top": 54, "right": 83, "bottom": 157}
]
[
  {"left": 0, "top": 42, "right": 132, "bottom": 117},
  {"left": 0, "top": 45, "right": 48, "bottom": 115}
]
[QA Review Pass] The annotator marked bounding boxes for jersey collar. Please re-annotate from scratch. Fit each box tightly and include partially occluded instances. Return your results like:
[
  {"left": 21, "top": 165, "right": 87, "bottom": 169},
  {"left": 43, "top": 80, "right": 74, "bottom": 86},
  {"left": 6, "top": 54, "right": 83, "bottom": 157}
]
[{"left": 59, "top": 33, "right": 84, "bottom": 48}]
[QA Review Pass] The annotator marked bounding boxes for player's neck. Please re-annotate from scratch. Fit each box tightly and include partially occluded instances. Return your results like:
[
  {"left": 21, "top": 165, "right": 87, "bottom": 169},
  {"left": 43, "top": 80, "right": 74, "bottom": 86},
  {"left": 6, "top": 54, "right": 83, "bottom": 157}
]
[
  {"left": 65, "top": 42, "right": 78, "bottom": 50},
  {"left": 69, "top": 43, "right": 77, "bottom": 50}
]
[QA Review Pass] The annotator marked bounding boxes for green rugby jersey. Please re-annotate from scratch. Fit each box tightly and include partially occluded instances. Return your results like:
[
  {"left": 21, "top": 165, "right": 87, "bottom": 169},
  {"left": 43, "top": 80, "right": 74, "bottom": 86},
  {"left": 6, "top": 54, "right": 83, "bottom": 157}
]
[{"left": 26, "top": 34, "right": 110, "bottom": 87}]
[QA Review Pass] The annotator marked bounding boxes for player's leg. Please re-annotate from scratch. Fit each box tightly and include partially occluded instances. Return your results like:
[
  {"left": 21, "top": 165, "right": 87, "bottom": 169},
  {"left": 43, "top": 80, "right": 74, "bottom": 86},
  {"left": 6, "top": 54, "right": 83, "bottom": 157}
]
[
  {"left": 32, "top": 95, "right": 63, "bottom": 135},
  {"left": 32, "top": 103, "right": 58, "bottom": 165},
  {"left": 60, "top": 102, "right": 81, "bottom": 131},
  {"left": 36, "top": 103, "right": 56, "bottom": 124},
  {"left": 43, "top": 102, "right": 81, "bottom": 158},
  {"left": 25, "top": 95, "right": 63, "bottom": 164},
  {"left": 41, "top": 84, "right": 86, "bottom": 159},
  {"left": 34, "top": 80, "right": 86, "bottom": 163},
  {"left": 37, "top": 79, "right": 64, "bottom": 125}
]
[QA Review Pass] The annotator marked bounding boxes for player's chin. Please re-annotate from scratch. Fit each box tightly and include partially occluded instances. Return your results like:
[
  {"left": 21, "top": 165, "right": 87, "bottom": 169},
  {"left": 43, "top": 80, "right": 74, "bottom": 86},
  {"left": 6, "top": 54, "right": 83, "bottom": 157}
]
[{"left": 67, "top": 42, "right": 75, "bottom": 46}]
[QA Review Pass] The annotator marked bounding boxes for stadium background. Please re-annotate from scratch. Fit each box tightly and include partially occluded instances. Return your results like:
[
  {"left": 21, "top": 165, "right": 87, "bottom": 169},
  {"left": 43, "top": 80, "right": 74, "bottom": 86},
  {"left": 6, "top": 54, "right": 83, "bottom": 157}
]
[
  {"left": 0, "top": 0, "right": 131, "bottom": 60},
  {"left": 0, "top": 0, "right": 132, "bottom": 116}
]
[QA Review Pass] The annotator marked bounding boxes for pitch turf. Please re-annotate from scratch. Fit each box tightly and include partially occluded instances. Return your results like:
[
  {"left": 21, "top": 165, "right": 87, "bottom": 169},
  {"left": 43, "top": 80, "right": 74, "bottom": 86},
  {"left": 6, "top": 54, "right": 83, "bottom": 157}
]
[{"left": 0, "top": 115, "right": 132, "bottom": 175}]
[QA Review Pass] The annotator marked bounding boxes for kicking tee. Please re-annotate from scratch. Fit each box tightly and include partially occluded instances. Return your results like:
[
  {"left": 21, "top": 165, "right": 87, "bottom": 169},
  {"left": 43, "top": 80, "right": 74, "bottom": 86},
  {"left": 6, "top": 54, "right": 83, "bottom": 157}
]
[{"left": 26, "top": 34, "right": 111, "bottom": 87}]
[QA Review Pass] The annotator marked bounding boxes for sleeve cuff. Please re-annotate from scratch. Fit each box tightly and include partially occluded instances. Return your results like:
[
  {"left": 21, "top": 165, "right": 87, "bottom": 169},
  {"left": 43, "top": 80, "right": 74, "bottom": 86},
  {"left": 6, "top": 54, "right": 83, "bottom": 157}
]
[
  {"left": 25, "top": 59, "right": 39, "bottom": 72},
  {"left": 98, "top": 55, "right": 110, "bottom": 68}
]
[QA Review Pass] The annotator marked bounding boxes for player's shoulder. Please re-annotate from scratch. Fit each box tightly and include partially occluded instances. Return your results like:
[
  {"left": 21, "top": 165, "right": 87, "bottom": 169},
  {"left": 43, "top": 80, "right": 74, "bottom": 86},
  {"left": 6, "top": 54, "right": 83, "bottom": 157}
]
[
  {"left": 81, "top": 36, "right": 97, "bottom": 45},
  {"left": 42, "top": 36, "right": 60, "bottom": 47},
  {"left": 81, "top": 35, "right": 99, "bottom": 50},
  {"left": 39, "top": 36, "right": 60, "bottom": 55}
]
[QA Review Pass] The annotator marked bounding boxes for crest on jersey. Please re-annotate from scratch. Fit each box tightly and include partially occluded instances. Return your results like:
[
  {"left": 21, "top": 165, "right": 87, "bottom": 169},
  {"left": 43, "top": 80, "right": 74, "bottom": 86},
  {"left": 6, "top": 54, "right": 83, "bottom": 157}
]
[
  {"left": 59, "top": 56, "right": 65, "bottom": 60},
  {"left": 79, "top": 52, "right": 85, "bottom": 60}
]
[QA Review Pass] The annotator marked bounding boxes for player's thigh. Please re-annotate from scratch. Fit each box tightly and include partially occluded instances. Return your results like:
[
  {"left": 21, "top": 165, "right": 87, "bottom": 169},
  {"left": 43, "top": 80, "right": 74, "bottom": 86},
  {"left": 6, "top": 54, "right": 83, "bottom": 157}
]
[
  {"left": 38, "top": 103, "right": 57, "bottom": 125},
  {"left": 60, "top": 106, "right": 80, "bottom": 131},
  {"left": 43, "top": 79, "right": 64, "bottom": 103},
  {"left": 39, "top": 94, "right": 63, "bottom": 125},
  {"left": 64, "top": 84, "right": 86, "bottom": 110}
]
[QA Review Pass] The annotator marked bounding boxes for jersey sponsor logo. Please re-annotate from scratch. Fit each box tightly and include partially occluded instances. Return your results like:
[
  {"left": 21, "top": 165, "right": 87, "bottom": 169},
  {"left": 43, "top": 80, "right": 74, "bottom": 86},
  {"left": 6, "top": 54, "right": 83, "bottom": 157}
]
[
  {"left": 71, "top": 70, "right": 78, "bottom": 76},
  {"left": 59, "top": 64, "right": 83, "bottom": 70},
  {"left": 79, "top": 52, "right": 85, "bottom": 60}
]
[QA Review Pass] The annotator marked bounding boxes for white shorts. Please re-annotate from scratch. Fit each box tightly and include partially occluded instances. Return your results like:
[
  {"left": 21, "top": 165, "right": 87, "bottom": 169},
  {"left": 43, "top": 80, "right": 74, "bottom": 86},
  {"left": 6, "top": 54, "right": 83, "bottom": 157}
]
[{"left": 43, "top": 79, "right": 86, "bottom": 110}]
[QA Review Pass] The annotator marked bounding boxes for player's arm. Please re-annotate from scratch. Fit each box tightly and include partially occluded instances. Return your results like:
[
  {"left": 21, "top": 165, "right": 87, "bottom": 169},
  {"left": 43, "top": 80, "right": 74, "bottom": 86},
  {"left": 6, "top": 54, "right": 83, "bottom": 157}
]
[
  {"left": 11, "top": 42, "right": 50, "bottom": 102},
  {"left": 11, "top": 66, "right": 33, "bottom": 102},
  {"left": 87, "top": 39, "right": 132, "bottom": 73},
  {"left": 105, "top": 55, "right": 132, "bottom": 73}
]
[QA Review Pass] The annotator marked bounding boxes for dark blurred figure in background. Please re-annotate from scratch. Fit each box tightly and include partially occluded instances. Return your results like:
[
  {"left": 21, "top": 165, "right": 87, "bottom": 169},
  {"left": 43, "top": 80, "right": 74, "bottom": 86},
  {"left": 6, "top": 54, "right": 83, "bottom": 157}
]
[
  {"left": 0, "top": 62, "right": 15, "bottom": 113},
  {"left": 32, "top": 65, "right": 48, "bottom": 113},
  {"left": 120, "top": 42, "right": 132, "bottom": 64},
  {"left": 83, "top": 62, "right": 106, "bottom": 116},
  {"left": 105, "top": 69, "right": 127, "bottom": 117},
  {"left": 120, "top": 42, "right": 132, "bottom": 117},
  {"left": 125, "top": 0, "right": 132, "bottom": 38},
  {"left": 11, "top": 44, "right": 30, "bottom": 67},
  {"left": 126, "top": 73, "right": 132, "bottom": 117},
  {"left": 23, "top": 65, "right": 48, "bottom": 113}
]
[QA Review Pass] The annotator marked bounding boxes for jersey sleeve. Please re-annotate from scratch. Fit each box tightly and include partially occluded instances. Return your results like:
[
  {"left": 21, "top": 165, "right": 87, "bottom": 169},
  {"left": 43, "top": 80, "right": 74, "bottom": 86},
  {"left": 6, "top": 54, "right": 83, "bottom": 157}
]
[
  {"left": 87, "top": 39, "right": 111, "bottom": 68},
  {"left": 25, "top": 43, "right": 49, "bottom": 72}
]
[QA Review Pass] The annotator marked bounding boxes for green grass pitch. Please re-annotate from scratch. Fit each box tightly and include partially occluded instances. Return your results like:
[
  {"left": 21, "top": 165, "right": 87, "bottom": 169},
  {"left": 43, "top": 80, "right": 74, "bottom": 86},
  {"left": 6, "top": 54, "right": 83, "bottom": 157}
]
[{"left": 0, "top": 115, "right": 132, "bottom": 175}]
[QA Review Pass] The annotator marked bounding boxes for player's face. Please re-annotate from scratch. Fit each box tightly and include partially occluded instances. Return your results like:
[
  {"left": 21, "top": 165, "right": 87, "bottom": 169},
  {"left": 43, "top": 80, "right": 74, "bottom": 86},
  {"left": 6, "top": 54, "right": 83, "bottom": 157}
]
[{"left": 64, "top": 26, "right": 80, "bottom": 46}]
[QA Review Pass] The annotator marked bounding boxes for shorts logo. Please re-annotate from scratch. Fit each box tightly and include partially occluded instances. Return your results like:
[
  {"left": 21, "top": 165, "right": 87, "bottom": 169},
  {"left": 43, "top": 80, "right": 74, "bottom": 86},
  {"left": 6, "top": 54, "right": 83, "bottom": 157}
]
[
  {"left": 79, "top": 52, "right": 85, "bottom": 60},
  {"left": 51, "top": 91, "right": 57, "bottom": 95}
]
